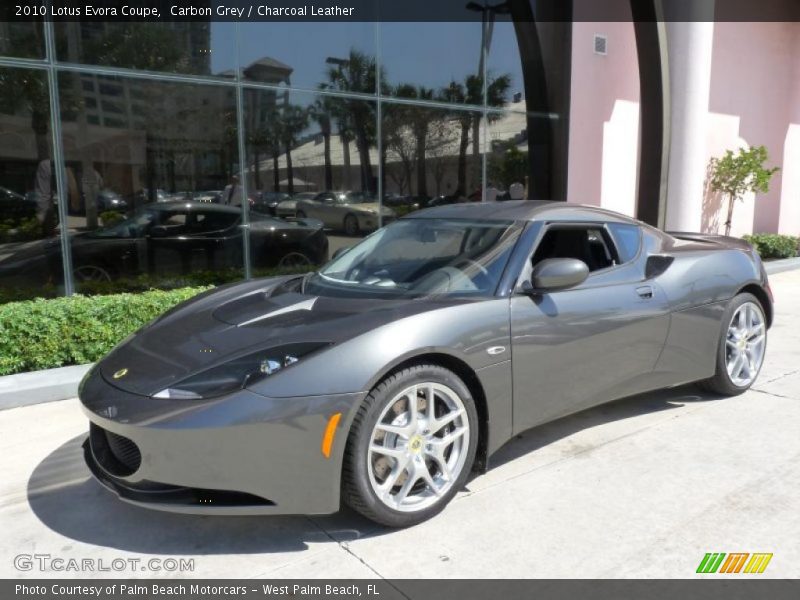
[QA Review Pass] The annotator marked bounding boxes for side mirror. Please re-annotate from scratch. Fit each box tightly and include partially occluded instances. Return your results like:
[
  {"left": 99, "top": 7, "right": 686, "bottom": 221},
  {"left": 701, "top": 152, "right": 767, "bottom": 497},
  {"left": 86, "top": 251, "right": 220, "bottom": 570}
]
[
  {"left": 525, "top": 258, "right": 589, "bottom": 293},
  {"left": 149, "top": 225, "right": 168, "bottom": 238},
  {"left": 332, "top": 246, "right": 351, "bottom": 260}
]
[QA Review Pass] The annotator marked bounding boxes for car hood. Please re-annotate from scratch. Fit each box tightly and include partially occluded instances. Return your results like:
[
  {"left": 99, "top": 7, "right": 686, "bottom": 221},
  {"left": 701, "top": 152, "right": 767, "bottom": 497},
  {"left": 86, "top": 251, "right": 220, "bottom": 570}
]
[
  {"left": 347, "top": 202, "right": 395, "bottom": 215},
  {"left": 98, "top": 275, "right": 463, "bottom": 396}
]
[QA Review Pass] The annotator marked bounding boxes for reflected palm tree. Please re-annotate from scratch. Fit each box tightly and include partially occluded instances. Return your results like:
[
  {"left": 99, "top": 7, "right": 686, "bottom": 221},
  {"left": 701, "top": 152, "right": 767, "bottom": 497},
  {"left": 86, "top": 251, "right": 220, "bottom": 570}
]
[
  {"left": 325, "top": 49, "right": 380, "bottom": 193},
  {"left": 439, "top": 73, "right": 511, "bottom": 198},
  {"left": 281, "top": 104, "right": 309, "bottom": 195},
  {"left": 395, "top": 85, "right": 438, "bottom": 198},
  {"left": 309, "top": 92, "right": 335, "bottom": 191}
]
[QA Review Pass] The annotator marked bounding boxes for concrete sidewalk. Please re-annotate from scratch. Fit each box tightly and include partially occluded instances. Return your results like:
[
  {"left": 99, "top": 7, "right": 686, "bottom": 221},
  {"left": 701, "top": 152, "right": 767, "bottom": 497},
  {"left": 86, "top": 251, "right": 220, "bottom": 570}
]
[{"left": 1, "top": 271, "right": 799, "bottom": 579}]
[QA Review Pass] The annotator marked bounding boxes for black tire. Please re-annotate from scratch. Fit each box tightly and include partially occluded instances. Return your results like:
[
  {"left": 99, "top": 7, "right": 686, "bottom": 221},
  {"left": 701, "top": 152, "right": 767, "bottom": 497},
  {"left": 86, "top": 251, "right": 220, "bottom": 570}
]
[
  {"left": 295, "top": 210, "right": 306, "bottom": 218},
  {"left": 342, "top": 364, "right": 479, "bottom": 527},
  {"left": 343, "top": 214, "right": 360, "bottom": 237},
  {"left": 699, "top": 292, "right": 767, "bottom": 396}
]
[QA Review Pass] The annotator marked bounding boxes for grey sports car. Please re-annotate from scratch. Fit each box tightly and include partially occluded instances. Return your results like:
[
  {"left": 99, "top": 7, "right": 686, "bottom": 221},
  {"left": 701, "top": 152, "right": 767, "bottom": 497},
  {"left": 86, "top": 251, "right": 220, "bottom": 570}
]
[{"left": 80, "top": 201, "right": 772, "bottom": 527}]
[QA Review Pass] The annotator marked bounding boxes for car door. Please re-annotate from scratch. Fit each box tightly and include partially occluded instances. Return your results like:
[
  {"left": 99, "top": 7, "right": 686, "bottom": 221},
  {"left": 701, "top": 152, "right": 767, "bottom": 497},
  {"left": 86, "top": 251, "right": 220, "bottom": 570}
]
[
  {"left": 184, "top": 209, "right": 241, "bottom": 270},
  {"left": 510, "top": 221, "right": 671, "bottom": 432}
]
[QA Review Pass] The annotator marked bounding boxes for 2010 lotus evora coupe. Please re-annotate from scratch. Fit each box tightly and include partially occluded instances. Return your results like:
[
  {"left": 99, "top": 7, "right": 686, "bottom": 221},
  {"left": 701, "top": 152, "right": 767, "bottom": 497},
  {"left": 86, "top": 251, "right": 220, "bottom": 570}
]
[{"left": 80, "top": 201, "right": 772, "bottom": 527}]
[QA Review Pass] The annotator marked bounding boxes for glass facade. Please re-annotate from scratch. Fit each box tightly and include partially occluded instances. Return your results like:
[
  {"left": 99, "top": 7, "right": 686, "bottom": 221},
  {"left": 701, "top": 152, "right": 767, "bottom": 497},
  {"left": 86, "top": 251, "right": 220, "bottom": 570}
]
[{"left": 0, "top": 17, "right": 570, "bottom": 302}]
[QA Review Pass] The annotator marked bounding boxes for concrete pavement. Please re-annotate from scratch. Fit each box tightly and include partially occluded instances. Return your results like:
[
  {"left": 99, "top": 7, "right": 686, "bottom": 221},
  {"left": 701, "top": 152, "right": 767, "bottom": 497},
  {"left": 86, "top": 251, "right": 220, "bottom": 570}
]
[{"left": 1, "top": 271, "right": 799, "bottom": 579}]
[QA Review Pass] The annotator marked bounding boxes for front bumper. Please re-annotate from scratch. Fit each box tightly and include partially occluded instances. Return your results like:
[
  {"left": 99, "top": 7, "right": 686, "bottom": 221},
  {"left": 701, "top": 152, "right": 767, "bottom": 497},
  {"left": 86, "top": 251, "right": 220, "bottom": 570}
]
[{"left": 80, "top": 368, "right": 365, "bottom": 515}]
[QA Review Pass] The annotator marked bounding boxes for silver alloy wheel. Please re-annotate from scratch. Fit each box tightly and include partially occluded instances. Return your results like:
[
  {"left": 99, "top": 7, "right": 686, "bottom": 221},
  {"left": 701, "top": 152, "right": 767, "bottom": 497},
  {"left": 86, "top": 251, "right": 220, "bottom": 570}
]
[
  {"left": 725, "top": 301, "right": 766, "bottom": 387},
  {"left": 367, "top": 382, "right": 470, "bottom": 512}
]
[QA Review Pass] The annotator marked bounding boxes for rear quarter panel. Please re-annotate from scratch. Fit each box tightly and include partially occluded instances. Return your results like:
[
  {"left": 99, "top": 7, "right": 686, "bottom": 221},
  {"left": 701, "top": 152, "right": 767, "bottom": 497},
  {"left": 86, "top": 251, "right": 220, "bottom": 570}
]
[{"left": 651, "top": 233, "right": 763, "bottom": 386}]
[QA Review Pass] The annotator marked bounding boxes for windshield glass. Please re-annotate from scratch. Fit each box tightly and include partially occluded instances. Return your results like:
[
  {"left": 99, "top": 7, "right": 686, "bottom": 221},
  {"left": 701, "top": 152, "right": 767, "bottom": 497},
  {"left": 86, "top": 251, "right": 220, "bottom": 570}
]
[
  {"left": 305, "top": 218, "right": 522, "bottom": 299},
  {"left": 87, "top": 209, "right": 159, "bottom": 238}
]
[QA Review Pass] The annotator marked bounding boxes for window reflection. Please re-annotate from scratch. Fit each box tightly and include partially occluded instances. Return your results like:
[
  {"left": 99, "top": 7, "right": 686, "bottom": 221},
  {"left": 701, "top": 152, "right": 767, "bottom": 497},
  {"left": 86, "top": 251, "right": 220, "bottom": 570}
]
[
  {"left": 0, "top": 67, "right": 64, "bottom": 302},
  {"left": 381, "top": 102, "right": 484, "bottom": 215},
  {"left": 238, "top": 23, "right": 376, "bottom": 91},
  {"left": 380, "top": 22, "right": 484, "bottom": 106},
  {"left": 244, "top": 88, "right": 380, "bottom": 266},
  {"left": 54, "top": 22, "right": 236, "bottom": 77},
  {"left": 57, "top": 71, "right": 245, "bottom": 292},
  {"left": 0, "top": 21, "right": 45, "bottom": 59}
]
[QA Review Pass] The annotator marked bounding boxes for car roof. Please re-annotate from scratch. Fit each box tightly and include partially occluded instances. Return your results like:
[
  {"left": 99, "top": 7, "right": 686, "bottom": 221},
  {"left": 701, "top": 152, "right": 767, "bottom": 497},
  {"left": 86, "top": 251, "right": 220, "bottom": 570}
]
[
  {"left": 144, "top": 201, "right": 240, "bottom": 214},
  {"left": 404, "top": 200, "right": 640, "bottom": 224}
]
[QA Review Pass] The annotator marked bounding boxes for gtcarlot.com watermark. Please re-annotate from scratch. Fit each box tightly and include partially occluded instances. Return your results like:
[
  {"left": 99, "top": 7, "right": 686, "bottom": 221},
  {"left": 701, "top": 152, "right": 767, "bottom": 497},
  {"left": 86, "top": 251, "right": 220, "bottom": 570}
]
[{"left": 14, "top": 553, "right": 195, "bottom": 573}]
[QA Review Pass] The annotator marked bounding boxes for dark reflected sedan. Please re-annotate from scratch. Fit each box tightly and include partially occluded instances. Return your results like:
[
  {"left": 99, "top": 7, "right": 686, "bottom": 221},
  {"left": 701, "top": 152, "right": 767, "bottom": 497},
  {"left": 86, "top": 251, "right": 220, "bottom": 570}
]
[{"left": 0, "top": 202, "right": 328, "bottom": 285}]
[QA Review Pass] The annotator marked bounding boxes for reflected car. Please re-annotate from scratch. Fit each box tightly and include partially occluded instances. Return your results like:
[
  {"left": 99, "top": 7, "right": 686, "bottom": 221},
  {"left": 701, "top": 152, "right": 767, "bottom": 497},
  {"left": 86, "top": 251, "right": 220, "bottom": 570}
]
[
  {"left": 0, "top": 202, "right": 328, "bottom": 286},
  {"left": 0, "top": 186, "right": 36, "bottom": 220},
  {"left": 276, "top": 191, "right": 316, "bottom": 218},
  {"left": 253, "top": 191, "right": 290, "bottom": 216},
  {"left": 96, "top": 189, "right": 127, "bottom": 211},
  {"left": 295, "top": 191, "right": 396, "bottom": 236},
  {"left": 79, "top": 201, "right": 772, "bottom": 527},
  {"left": 192, "top": 190, "right": 224, "bottom": 204}
]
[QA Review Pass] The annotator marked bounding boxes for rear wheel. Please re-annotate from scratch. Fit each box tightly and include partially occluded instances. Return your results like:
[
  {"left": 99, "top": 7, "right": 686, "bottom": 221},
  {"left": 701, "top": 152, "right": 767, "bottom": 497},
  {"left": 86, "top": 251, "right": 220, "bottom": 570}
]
[
  {"left": 73, "top": 264, "right": 112, "bottom": 283},
  {"left": 344, "top": 214, "right": 360, "bottom": 237},
  {"left": 700, "top": 293, "right": 767, "bottom": 395},
  {"left": 278, "top": 251, "right": 312, "bottom": 268},
  {"left": 342, "top": 364, "right": 478, "bottom": 527}
]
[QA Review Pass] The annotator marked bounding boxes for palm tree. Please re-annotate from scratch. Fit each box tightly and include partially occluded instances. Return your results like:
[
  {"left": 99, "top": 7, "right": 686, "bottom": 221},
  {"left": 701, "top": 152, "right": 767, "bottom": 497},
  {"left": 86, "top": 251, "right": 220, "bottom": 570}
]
[
  {"left": 281, "top": 104, "right": 309, "bottom": 195},
  {"left": 309, "top": 93, "right": 334, "bottom": 190},
  {"left": 326, "top": 49, "right": 379, "bottom": 193},
  {"left": 441, "top": 73, "right": 511, "bottom": 198},
  {"left": 439, "top": 80, "right": 473, "bottom": 197},
  {"left": 395, "top": 85, "right": 438, "bottom": 198}
]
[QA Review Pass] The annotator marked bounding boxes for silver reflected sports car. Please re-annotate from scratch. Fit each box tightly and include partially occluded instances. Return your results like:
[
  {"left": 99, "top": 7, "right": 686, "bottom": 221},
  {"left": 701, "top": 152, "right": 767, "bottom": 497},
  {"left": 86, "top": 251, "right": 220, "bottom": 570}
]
[{"left": 80, "top": 201, "right": 772, "bottom": 527}]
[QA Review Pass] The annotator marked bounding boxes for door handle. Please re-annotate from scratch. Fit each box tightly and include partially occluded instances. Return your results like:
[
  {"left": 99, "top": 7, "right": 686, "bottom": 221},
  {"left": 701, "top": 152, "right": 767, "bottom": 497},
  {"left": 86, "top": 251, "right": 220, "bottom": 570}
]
[{"left": 636, "top": 285, "right": 654, "bottom": 299}]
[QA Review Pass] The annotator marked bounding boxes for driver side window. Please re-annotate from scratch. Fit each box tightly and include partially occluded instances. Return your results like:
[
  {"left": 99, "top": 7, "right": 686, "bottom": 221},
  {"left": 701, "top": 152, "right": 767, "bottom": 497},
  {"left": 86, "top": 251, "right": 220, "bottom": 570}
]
[{"left": 532, "top": 225, "right": 619, "bottom": 273}]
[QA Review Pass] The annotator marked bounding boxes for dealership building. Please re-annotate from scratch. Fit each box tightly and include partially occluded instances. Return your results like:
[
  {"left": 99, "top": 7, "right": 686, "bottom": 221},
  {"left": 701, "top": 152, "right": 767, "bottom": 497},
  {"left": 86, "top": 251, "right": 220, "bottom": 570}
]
[{"left": 0, "top": 0, "right": 798, "bottom": 302}]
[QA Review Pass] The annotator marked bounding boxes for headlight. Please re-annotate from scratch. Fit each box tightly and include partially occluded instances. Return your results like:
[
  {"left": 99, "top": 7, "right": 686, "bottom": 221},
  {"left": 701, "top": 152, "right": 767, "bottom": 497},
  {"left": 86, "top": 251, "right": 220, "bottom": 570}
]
[{"left": 153, "top": 342, "right": 329, "bottom": 399}]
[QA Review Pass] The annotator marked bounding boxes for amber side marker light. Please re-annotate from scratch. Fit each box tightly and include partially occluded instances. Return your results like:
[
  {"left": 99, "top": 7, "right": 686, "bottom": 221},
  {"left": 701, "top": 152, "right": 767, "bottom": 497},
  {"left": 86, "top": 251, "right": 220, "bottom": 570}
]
[{"left": 321, "top": 412, "right": 342, "bottom": 458}]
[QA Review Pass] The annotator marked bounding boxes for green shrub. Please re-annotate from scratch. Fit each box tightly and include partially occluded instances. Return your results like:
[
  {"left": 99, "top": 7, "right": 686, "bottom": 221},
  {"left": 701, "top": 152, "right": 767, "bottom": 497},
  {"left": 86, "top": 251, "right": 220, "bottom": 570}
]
[
  {"left": 0, "top": 286, "right": 210, "bottom": 376},
  {"left": 743, "top": 233, "right": 799, "bottom": 260}
]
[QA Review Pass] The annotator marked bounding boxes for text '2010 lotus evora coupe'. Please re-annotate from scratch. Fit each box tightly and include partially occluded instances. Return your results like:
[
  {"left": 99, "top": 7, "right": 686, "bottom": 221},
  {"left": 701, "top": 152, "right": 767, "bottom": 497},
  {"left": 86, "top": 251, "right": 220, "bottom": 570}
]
[{"left": 80, "top": 201, "right": 772, "bottom": 526}]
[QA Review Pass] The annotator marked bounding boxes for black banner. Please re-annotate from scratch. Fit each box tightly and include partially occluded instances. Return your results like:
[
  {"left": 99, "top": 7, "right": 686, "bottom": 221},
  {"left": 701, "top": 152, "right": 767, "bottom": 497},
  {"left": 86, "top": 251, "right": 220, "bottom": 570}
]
[{"left": 4, "top": 0, "right": 800, "bottom": 23}]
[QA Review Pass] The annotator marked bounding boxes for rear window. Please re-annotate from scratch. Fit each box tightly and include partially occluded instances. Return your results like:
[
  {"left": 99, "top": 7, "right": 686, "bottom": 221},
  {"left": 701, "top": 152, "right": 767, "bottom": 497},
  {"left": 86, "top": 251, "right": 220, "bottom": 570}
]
[{"left": 608, "top": 223, "right": 642, "bottom": 263}]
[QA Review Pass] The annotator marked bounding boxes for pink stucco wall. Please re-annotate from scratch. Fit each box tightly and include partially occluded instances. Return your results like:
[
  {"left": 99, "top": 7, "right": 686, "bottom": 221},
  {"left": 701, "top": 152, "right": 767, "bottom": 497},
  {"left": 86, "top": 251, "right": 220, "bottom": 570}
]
[
  {"left": 567, "top": 15, "right": 640, "bottom": 217},
  {"left": 567, "top": 18, "right": 799, "bottom": 235},
  {"left": 706, "top": 22, "right": 799, "bottom": 236}
]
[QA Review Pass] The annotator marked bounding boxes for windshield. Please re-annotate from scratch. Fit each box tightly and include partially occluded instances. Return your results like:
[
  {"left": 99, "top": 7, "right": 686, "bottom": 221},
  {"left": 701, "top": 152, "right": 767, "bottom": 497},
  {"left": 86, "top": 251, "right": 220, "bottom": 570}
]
[
  {"left": 87, "top": 209, "right": 159, "bottom": 238},
  {"left": 305, "top": 218, "right": 522, "bottom": 299}
]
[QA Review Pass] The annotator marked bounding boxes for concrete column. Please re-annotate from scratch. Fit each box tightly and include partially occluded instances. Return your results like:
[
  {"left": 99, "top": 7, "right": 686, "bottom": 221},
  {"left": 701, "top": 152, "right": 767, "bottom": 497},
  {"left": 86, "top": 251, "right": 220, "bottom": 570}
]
[{"left": 664, "top": 21, "right": 715, "bottom": 232}]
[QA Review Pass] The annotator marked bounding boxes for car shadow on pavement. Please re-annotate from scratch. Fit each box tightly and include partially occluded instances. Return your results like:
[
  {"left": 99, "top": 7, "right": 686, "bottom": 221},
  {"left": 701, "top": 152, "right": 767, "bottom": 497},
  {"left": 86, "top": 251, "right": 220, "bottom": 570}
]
[
  {"left": 482, "top": 383, "right": 721, "bottom": 471},
  {"left": 27, "top": 384, "right": 723, "bottom": 554},
  {"left": 26, "top": 435, "right": 381, "bottom": 555}
]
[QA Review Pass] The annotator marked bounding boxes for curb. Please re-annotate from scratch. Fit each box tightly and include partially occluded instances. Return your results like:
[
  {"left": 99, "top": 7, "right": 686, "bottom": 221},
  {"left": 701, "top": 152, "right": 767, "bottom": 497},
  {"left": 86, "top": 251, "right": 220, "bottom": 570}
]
[
  {"left": 0, "top": 363, "right": 93, "bottom": 411},
  {"left": 765, "top": 256, "right": 800, "bottom": 275}
]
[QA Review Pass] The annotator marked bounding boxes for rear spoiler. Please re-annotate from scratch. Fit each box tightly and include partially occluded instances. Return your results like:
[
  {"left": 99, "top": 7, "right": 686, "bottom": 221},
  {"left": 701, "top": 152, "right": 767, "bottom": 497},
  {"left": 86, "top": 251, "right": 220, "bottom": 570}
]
[{"left": 666, "top": 231, "right": 753, "bottom": 252}]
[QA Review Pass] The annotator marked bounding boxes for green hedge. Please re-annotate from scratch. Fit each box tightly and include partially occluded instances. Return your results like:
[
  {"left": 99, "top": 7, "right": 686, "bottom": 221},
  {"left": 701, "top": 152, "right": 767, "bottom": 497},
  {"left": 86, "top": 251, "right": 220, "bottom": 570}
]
[
  {"left": 743, "top": 233, "right": 799, "bottom": 260},
  {"left": 0, "top": 286, "right": 210, "bottom": 376}
]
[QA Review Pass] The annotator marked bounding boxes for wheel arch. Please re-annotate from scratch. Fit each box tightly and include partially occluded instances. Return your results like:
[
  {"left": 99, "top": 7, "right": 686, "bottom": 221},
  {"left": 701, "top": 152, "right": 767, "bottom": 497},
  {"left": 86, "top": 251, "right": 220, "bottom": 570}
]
[
  {"left": 737, "top": 283, "right": 773, "bottom": 327},
  {"left": 361, "top": 351, "right": 490, "bottom": 474}
]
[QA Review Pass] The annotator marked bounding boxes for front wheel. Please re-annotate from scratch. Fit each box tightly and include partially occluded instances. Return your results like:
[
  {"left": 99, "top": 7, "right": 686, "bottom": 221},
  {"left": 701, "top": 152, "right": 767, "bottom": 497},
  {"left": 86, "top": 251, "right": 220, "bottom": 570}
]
[
  {"left": 342, "top": 364, "right": 478, "bottom": 527},
  {"left": 700, "top": 292, "right": 767, "bottom": 395}
]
